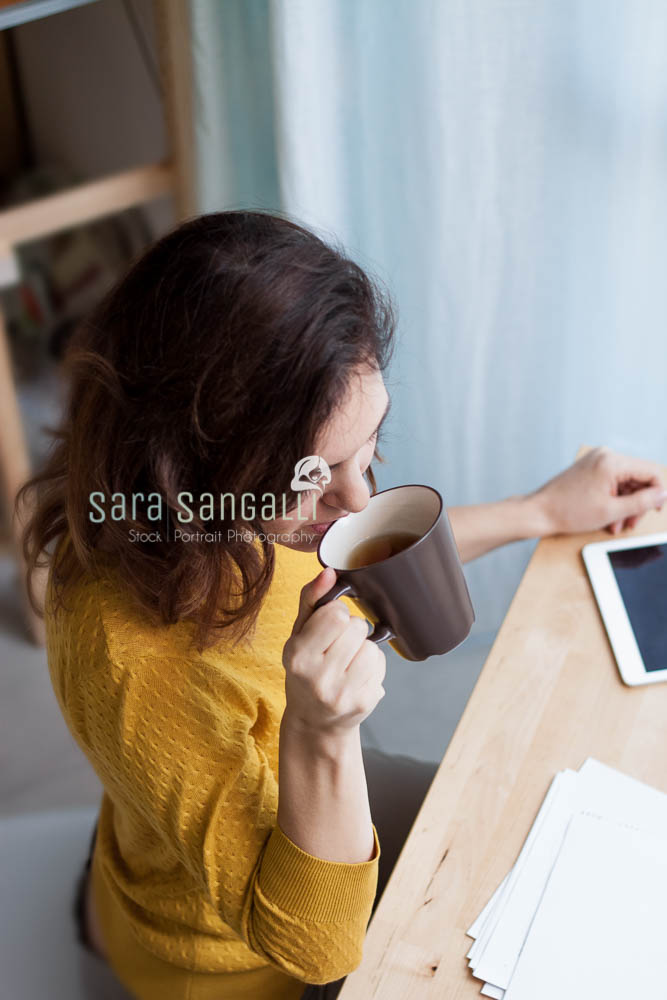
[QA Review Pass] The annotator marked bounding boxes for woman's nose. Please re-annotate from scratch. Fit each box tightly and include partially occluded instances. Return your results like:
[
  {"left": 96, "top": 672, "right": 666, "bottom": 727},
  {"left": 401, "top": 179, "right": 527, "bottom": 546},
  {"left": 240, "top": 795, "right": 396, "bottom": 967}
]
[{"left": 326, "top": 469, "right": 371, "bottom": 515}]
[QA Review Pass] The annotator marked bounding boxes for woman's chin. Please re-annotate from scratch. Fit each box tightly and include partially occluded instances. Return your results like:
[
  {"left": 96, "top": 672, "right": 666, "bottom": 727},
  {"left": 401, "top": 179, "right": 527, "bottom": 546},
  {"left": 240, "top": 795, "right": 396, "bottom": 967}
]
[
  {"left": 255, "top": 525, "right": 317, "bottom": 552},
  {"left": 278, "top": 531, "right": 320, "bottom": 552}
]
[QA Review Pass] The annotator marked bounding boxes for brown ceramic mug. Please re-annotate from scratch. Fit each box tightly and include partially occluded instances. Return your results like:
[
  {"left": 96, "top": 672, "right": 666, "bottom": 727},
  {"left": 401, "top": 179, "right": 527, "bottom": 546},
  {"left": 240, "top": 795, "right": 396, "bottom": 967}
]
[{"left": 314, "top": 484, "right": 475, "bottom": 662}]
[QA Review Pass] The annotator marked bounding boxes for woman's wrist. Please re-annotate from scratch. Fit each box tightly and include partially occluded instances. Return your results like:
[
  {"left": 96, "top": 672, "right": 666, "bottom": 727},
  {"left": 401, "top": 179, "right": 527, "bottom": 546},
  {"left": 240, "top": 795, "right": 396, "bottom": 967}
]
[
  {"left": 449, "top": 492, "right": 556, "bottom": 563},
  {"left": 510, "top": 490, "right": 558, "bottom": 540},
  {"left": 280, "top": 708, "right": 361, "bottom": 763},
  {"left": 278, "top": 710, "right": 373, "bottom": 862}
]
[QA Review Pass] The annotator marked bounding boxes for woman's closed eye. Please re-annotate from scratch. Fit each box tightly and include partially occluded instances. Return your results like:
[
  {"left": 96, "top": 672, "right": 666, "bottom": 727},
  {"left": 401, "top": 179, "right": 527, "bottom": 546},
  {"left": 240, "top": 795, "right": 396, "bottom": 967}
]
[{"left": 329, "top": 429, "right": 379, "bottom": 472}]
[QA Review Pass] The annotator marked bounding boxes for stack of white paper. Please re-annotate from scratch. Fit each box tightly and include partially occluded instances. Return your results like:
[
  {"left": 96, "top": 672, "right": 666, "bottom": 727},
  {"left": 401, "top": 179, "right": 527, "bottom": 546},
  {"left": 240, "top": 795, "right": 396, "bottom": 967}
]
[{"left": 466, "top": 759, "right": 667, "bottom": 998}]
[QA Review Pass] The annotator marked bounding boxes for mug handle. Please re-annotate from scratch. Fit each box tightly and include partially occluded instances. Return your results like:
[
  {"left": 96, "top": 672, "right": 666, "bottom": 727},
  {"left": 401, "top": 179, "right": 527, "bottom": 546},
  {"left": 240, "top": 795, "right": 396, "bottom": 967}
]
[{"left": 313, "top": 581, "right": 396, "bottom": 646}]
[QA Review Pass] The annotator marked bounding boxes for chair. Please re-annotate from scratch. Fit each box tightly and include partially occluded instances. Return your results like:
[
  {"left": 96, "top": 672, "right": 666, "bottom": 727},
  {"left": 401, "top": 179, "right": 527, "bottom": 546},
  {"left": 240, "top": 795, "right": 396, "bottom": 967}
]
[{"left": 0, "top": 806, "right": 104, "bottom": 999}]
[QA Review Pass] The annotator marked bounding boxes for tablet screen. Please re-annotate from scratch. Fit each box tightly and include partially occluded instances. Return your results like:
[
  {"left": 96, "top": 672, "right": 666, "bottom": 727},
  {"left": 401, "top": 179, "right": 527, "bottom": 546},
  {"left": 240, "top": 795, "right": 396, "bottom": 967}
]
[{"left": 609, "top": 544, "right": 667, "bottom": 673}]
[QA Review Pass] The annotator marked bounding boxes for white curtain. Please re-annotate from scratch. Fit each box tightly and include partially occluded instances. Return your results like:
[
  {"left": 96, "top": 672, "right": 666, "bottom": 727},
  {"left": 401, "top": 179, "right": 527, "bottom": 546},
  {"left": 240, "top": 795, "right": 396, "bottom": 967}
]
[{"left": 190, "top": 0, "right": 667, "bottom": 639}]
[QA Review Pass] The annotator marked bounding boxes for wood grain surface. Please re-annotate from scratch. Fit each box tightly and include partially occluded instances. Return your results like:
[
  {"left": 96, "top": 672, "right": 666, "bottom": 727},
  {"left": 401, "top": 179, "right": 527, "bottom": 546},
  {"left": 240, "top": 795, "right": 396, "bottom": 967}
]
[{"left": 339, "top": 468, "right": 667, "bottom": 999}]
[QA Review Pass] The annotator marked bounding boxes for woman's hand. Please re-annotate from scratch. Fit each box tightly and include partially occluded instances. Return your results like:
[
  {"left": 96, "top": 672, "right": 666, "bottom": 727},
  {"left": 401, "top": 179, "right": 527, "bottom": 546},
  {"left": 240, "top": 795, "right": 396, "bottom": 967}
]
[
  {"left": 530, "top": 446, "right": 667, "bottom": 537},
  {"left": 282, "top": 566, "right": 386, "bottom": 736}
]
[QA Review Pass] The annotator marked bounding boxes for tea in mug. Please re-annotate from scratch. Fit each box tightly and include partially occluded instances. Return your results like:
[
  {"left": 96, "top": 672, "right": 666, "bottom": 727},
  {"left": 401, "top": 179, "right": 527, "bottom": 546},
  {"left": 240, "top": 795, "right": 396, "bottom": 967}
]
[{"left": 347, "top": 531, "right": 421, "bottom": 569}]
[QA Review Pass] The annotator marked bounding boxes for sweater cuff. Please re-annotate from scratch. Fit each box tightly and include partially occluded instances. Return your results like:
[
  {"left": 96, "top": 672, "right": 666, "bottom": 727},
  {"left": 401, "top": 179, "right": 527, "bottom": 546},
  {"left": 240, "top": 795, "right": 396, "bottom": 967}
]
[{"left": 257, "top": 823, "right": 380, "bottom": 923}]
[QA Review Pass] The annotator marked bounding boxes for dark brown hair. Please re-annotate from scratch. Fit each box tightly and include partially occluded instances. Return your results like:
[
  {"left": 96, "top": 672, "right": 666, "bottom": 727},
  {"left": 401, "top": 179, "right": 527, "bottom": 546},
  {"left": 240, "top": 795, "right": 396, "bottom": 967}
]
[{"left": 18, "top": 211, "right": 395, "bottom": 651}]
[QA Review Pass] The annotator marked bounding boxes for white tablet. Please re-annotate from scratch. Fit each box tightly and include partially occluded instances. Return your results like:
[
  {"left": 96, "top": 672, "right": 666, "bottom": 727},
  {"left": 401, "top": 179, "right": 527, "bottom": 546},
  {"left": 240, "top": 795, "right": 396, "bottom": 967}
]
[{"left": 582, "top": 532, "right": 667, "bottom": 686}]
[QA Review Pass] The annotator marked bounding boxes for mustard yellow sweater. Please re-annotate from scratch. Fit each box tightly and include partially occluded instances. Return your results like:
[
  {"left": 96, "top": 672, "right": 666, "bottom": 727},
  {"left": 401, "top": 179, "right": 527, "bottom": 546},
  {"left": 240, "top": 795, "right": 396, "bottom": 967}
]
[{"left": 46, "top": 536, "right": 379, "bottom": 1000}]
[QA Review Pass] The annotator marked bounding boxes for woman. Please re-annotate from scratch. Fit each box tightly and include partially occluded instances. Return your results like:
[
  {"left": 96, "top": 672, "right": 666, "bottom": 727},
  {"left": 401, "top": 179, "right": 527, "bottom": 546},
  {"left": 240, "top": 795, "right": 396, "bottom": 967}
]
[{"left": 19, "top": 211, "right": 665, "bottom": 1000}]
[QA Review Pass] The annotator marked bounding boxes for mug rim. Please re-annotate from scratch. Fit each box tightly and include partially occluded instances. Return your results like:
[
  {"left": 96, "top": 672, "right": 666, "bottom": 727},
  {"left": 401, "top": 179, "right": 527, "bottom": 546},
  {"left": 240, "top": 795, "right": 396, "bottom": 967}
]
[{"left": 316, "top": 483, "right": 443, "bottom": 572}]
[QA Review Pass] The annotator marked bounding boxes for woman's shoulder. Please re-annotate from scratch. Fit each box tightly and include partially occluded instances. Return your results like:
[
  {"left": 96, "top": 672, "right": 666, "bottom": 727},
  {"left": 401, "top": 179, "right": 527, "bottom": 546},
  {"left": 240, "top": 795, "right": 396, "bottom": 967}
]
[{"left": 46, "top": 534, "right": 200, "bottom": 670}]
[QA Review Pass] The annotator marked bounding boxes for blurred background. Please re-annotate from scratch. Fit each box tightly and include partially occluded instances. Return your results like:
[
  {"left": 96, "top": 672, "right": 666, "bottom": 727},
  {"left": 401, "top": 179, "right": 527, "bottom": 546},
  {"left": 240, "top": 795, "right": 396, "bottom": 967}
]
[{"left": 1, "top": 0, "right": 666, "bottom": 826}]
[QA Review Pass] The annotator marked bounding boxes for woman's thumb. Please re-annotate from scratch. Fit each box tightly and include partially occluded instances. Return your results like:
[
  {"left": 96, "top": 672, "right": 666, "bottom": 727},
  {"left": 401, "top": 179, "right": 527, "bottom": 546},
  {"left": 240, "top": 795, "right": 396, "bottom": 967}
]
[{"left": 315, "top": 565, "right": 337, "bottom": 595}]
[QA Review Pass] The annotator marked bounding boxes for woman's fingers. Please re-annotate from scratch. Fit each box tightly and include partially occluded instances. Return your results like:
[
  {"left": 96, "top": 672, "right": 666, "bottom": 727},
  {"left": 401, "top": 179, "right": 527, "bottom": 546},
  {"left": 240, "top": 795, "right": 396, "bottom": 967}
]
[
  {"left": 323, "top": 615, "right": 373, "bottom": 673},
  {"left": 611, "top": 483, "right": 666, "bottom": 523},
  {"left": 608, "top": 450, "right": 664, "bottom": 488},
  {"left": 298, "top": 598, "right": 352, "bottom": 651}
]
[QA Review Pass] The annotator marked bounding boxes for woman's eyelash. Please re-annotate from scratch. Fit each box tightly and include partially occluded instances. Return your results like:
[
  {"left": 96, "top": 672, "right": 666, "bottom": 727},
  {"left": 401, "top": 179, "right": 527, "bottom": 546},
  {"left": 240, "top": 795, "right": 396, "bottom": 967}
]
[{"left": 329, "top": 429, "right": 382, "bottom": 471}]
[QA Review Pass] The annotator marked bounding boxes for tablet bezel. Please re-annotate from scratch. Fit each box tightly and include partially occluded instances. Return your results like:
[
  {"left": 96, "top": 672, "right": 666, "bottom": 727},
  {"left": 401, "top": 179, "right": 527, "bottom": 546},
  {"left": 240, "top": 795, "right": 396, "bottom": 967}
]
[{"left": 582, "top": 531, "right": 667, "bottom": 687}]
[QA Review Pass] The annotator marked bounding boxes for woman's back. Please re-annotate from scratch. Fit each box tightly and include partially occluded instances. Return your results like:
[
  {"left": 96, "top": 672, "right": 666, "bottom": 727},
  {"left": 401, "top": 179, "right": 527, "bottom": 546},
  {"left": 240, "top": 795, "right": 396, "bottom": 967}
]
[{"left": 46, "top": 534, "right": 374, "bottom": 999}]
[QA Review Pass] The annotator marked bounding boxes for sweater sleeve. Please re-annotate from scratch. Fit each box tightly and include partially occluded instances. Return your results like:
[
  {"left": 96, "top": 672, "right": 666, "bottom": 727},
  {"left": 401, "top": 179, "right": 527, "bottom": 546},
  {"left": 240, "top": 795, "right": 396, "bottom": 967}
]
[{"left": 69, "top": 591, "right": 380, "bottom": 985}]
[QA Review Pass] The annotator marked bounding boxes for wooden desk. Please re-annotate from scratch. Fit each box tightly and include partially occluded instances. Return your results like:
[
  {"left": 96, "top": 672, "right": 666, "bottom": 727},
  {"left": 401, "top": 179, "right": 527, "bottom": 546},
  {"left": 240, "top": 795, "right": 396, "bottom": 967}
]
[{"left": 339, "top": 487, "right": 667, "bottom": 999}]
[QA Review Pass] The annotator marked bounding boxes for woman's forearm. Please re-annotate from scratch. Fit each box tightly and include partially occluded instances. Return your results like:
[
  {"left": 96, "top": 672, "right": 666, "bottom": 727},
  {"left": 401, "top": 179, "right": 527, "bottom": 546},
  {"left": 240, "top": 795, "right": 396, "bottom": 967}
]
[
  {"left": 277, "top": 711, "right": 376, "bottom": 863},
  {"left": 448, "top": 492, "right": 553, "bottom": 563}
]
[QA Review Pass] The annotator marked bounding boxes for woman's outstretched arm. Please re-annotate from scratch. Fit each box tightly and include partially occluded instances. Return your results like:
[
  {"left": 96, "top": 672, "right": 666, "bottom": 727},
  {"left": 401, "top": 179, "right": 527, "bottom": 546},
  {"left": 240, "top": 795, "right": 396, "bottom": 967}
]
[
  {"left": 447, "top": 493, "right": 548, "bottom": 563},
  {"left": 449, "top": 446, "right": 667, "bottom": 564}
]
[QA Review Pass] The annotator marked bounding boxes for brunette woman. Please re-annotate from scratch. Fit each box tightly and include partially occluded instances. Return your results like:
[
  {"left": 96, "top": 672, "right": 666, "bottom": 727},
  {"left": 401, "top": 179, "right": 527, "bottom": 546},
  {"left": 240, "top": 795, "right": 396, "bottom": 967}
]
[{"left": 20, "top": 211, "right": 665, "bottom": 1000}]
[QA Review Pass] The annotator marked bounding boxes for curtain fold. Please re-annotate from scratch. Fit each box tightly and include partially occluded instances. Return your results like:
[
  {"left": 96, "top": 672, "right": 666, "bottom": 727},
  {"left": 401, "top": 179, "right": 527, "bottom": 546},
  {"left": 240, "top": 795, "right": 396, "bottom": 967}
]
[{"left": 190, "top": 0, "right": 667, "bottom": 636}]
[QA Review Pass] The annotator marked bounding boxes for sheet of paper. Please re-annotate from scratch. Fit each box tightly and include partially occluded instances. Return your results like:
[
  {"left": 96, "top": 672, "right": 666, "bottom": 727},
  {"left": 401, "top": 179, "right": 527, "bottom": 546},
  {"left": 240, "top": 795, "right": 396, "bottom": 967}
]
[
  {"left": 504, "top": 812, "right": 667, "bottom": 999},
  {"left": 467, "top": 873, "right": 509, "bottom": 942},
  {"left": 481, "top": 985, "right": 504, "bottom": 999},
  {"left": 470, "top": 770, "right": 578, "bottom": 983},
  {"left": 467, "top": 769, "right": 575, "bottom": 966},
  {"left": 473, "top": 758, "right": 667, "bottom": 989},
  {"left": 471, "top": 759, "right": 667, "bottom": 990}
]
